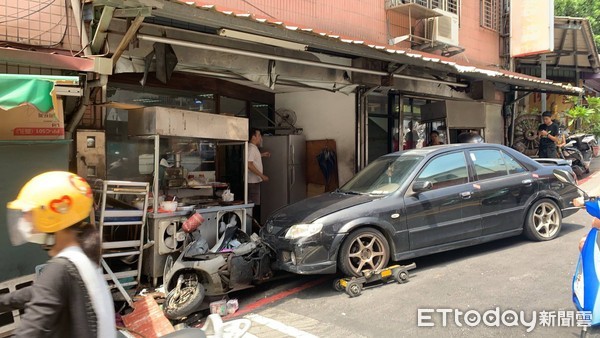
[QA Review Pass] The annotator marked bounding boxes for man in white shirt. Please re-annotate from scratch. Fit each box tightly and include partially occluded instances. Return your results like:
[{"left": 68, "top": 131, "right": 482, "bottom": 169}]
[{"left": 248, "top": 128, "right": 270, "bottom": 225}]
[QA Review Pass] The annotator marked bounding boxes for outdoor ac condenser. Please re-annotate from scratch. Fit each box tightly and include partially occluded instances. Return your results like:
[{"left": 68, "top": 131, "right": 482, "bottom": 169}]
[{"left": 425, "top": 8, "right": 459, "bottom": 46}]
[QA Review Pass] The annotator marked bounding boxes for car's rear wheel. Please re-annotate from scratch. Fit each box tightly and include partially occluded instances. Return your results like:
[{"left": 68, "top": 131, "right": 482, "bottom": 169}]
[
  {"left": 338, "top": 228, "right": 390, "bottom": 277},
  {"left": 524, "top": 198, "right": 562, "bottom": 241}
]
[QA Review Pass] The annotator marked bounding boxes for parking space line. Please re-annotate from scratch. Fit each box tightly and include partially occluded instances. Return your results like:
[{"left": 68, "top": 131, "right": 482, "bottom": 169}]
[{"left": 246, "top": 314, "right": 318, "bottom": 338}]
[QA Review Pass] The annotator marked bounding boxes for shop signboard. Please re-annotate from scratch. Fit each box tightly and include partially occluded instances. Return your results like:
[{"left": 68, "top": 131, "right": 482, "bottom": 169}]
[{"left": 510, "top": 0, "right": 554, "bottom": 57}]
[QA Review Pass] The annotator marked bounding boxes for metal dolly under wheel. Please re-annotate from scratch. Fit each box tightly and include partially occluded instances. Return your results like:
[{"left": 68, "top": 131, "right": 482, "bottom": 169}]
[{"left": 333, "top": 263, "right": 416, "bottom": 297}]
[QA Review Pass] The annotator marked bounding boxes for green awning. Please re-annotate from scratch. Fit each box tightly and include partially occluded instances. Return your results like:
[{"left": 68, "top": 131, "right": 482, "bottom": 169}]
[{"left": 0, "top": 74, "right": 79, "bottom": 112}]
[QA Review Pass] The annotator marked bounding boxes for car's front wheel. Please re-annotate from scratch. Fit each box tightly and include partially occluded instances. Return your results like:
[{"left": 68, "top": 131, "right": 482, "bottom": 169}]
[
  {"left": 524, "top": 198, "right": 562, "bottom": 241},
  {"left": 338, "top": 228, "right": 390, "bottom": 277}
]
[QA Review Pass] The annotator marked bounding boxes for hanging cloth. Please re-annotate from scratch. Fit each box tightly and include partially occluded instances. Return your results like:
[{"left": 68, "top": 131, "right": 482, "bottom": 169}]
[{"left": 316, "top": 145, "right": 337, "bottom": 186}]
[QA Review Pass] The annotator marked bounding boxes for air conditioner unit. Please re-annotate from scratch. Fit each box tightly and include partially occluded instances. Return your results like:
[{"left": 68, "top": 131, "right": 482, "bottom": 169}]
[{"left": 425, "top": 9, "right": 459, "bottom": 46}]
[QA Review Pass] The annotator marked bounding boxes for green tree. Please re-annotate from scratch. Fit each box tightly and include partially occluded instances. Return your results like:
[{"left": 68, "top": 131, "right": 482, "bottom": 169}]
[
  {"left": 565, "top": 96, "right": 600, "bottom": 137},
  {"left": 555, "top": 0, "right": 600, "bottom": 51}
]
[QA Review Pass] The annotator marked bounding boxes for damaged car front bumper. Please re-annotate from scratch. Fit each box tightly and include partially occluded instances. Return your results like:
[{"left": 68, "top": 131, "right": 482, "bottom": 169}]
[{"left": 261, "top": 229, "right": 344, "bottom": 275}]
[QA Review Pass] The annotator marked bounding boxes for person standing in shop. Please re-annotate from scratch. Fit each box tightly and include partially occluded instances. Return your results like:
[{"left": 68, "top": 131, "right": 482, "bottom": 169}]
[
  {"left": 427, "top": 130, "right": 444, "bottom": 146},
  {"left": 248, "top": 128, "right": 271, "bottom": 225},
  {"left": 0, "top": 171, "right": 116, "bottom": 338}
]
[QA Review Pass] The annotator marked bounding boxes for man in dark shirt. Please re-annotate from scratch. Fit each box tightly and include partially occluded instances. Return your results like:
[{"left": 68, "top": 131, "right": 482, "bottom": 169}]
[{"left": 537, "top": 111, "right": 560, "bottom": 158}]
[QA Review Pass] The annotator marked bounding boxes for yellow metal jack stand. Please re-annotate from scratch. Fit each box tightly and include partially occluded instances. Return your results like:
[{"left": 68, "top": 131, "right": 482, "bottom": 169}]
[{"left": 333, "top": 263, "right": 416, "bottom": 298}]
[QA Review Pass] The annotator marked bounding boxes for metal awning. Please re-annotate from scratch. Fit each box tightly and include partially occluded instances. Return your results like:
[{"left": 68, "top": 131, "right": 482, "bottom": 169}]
[
  {"left": 92, "top": 0, "right": 582, "bottom": 94},
  {"left": 0, "top": 48, "right": 94, "bottom": 72},
  {"left": 140, "top": 0, "right": 582, "bottom": 95},
  {"left": 0, "top": 47, "right": 112, "bottom": 75}
]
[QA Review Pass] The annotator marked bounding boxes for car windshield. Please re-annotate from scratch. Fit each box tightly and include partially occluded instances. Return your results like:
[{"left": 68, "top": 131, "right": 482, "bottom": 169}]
[{"left": 340, "top": 155, "right": 423, "bottom": 195}]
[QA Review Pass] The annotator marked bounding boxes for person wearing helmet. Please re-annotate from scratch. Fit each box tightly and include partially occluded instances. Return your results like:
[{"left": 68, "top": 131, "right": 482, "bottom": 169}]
[{"left": 1, "top": 171, "right": 116, "bottom": 337}]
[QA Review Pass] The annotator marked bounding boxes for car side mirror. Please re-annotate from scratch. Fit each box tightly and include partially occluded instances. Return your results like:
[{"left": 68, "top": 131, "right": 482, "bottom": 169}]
[{"left": 413, "top": 181, "right": 433, "bottom": 192}]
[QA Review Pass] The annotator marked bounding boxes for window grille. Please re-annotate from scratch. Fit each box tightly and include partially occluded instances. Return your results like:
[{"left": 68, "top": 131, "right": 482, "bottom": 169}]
[{"left": 480, "top": 0, "right": 501, "bottom": 31}]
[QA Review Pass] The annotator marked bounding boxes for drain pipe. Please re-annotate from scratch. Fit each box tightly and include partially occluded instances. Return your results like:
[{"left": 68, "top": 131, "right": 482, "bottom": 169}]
[{"left": 65, "top": 75, "right": 107, "bottom": 138}]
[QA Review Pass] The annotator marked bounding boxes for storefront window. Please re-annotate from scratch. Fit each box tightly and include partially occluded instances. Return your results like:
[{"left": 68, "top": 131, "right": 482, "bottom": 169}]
[
  {"left": 195, "top": 94, "right": 216, "bottom": 113},
  {"left": 364, "top": 94, "right": 442, "bottom": 165},
  {"left": 221, "top": 96, "right": 247, "bottom": 116},
  {"left": 106, "top": 85, "right": 215, "bottom": 112},
  {"left": 106, "top": 137, "right": 154, "bottom": 181},
  {"left": 424, "top": 121, "right": 448, "bottom": 146},
  {"left": 251, "top": 103, "right": 272, "bottom": 130},
  {"left": 401, "top": 98, "right": 427, "bottom": 150},
  {"left": 367, "top": 93, "right": 395, "bottom": 163}
]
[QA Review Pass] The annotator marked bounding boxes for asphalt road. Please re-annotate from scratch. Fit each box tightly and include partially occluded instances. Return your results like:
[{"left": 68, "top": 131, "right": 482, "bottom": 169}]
[{"left": 225, "top": 167, "right": 600, "bottom": 338}]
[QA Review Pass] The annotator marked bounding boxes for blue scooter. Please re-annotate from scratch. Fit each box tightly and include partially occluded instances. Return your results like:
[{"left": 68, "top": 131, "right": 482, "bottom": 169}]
[{"left": 553, "top": 169, "right": 599, "bottom": 337}]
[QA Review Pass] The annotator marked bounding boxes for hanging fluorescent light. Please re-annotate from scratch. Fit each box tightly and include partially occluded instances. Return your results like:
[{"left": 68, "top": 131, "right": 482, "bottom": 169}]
[{"left": 218, "top": 28, "right": 308, "bottom": 51}]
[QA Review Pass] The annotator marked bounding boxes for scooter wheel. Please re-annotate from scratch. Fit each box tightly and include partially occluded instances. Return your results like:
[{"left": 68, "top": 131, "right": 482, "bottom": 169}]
[
  {"left": 333, "top": 279, "right": 344, "bottom": 292},
  {"left": 164, "top": 273, "right": 205, "bottom": 320},
  {"left": 345, "top": 280, "right": 362, "bottom": 298}
]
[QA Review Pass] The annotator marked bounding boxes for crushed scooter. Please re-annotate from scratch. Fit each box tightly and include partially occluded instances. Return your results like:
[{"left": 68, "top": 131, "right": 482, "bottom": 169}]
[{"left": 162, "top": 213, "right": 274, "bottom": 320}]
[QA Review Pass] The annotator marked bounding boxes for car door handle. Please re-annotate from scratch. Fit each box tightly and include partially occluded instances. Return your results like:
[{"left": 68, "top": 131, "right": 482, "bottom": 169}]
[
  {"left": 522, "top": 179, "right": 533, "bottom": 185},
  {"left": 460, "top": 191, "right": 472, "bottom": 199}
]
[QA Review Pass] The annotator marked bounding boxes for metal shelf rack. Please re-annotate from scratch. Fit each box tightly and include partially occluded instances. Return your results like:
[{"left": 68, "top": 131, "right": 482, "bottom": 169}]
[{"left": 96, "top": 180, "right": 149, "bottom": 306}]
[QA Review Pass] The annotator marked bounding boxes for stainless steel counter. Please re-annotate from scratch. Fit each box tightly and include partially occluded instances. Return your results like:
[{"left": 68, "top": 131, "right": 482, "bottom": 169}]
[
  {"left": 195, "top": 203, "right": 254, "bottom": 213},
  {"left": 146, "top": 202, "right": 254, "bottom": 219},
  {"left": 147, "top": 210, "right": 191, "bottom": 219}
]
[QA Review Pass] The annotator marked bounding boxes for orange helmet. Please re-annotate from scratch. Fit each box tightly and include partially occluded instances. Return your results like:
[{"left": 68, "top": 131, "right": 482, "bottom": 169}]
[{"left": 7, "top": 171, "right": 93, "bottom": 235}]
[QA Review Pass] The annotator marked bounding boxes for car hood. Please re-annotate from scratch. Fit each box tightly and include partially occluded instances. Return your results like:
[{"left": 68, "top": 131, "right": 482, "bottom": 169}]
[{"left": 267, "top": 192, "right": 376, "bottom": 226}]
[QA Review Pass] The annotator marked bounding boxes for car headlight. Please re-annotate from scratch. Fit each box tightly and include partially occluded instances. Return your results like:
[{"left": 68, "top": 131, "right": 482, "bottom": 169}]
[{"left": 284, "top": 223, "right": 323, "bottom": 239}]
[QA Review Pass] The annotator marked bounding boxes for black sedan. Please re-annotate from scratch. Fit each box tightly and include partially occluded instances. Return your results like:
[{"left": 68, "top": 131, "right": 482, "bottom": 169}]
[{"left": 260, "top": 143, "right": 580, "bottom": 277}]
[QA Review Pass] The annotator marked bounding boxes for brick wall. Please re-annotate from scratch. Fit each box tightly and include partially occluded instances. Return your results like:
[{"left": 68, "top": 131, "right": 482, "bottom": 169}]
[
  {"left": 458, "top": 0, "right": 502, "bottom": 67},
  {"left": 197, "top": 0, "right": 501, "bottom": 67}
]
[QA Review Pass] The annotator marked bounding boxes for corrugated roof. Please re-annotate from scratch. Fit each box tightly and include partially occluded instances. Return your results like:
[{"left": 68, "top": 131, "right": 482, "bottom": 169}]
[{"left": 168, "top": 1, "right": 583, "bottom": 94}]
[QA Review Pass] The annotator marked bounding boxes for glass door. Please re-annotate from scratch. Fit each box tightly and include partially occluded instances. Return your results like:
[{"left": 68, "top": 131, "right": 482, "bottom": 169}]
[{"left": 367, "top": 93, "right": 400, "bottom": 163}]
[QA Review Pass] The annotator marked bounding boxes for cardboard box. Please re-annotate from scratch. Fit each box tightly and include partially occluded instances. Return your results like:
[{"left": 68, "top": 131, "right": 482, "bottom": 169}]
[{"left": 0, "top": 100, "right": 64, "bottom": 140}]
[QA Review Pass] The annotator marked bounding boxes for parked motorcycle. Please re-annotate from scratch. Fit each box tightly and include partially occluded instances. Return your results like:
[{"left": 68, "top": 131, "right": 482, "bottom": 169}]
[
  {"left": 162, "top": 216, "right": 274, "bottom": 320},
  {"left": 567, "top": 133, "right": 595, "bottom": 168},
  {"left": 559, "top": 139, "right": 589, "bottom": 178}
]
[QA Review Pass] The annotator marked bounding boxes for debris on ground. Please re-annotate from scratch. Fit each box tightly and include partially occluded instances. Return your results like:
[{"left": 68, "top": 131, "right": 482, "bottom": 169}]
[{"left": 121, "top": 296, "right": 175, "bottom": 338}]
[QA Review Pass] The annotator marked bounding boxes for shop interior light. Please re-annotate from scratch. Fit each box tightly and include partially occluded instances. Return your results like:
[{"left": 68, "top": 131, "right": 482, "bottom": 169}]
[{"left": 218, "top": 28, "right": 308, "bottom": 51}]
